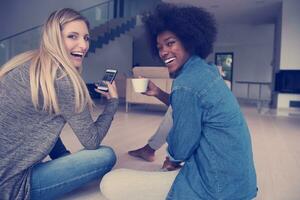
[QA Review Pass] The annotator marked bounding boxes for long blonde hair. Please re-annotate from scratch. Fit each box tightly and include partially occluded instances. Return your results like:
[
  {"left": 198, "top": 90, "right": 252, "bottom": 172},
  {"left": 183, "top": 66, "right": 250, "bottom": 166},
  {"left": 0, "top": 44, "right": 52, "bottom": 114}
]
[{"left": 0, "top": 8, "right": 93, "bottom": 114}]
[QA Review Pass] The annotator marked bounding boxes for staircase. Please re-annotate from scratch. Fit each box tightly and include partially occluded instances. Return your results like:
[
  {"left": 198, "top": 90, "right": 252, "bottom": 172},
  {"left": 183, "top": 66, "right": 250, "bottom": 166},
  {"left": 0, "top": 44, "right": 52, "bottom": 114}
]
[
  {"left": 0, "top": 0, "right": 139, "bottom": 66},
  {"left": 88, "top": 16, "right": 136, "bottom": 54}
]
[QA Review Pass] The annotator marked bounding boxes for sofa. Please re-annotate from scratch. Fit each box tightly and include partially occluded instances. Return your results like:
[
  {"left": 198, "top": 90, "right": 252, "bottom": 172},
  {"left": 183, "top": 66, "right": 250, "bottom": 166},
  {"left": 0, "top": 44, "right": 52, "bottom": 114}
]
[{"left": 126, "top": 66, "right": 172, "bottom": 112}]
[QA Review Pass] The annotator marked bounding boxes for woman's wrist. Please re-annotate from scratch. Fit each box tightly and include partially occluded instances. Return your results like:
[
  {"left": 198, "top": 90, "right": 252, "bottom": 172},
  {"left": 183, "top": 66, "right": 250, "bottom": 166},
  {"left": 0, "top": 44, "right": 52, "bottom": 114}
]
[
  {"left": 102, "top": 98, "right": 119, "bottom": 115},
  {"left": 154, "top": 87, "right": 163, "bottom": 98}
]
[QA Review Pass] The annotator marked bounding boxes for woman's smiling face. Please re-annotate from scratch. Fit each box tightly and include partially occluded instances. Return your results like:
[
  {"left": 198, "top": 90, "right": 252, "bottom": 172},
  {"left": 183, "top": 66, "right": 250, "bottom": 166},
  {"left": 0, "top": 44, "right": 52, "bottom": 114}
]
[
  {"left": 157, "top": 31, "right": 190, "bottom": 74},
  {"left": 62, "top": 20, "right": 90, "bottom": 68}
]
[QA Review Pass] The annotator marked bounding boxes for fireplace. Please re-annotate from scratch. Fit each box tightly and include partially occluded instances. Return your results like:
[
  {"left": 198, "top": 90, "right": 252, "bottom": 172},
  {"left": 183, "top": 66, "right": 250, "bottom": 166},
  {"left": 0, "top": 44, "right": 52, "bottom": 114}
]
[{"left": 275, "top": 70, "right": 300, "bottom": 94}]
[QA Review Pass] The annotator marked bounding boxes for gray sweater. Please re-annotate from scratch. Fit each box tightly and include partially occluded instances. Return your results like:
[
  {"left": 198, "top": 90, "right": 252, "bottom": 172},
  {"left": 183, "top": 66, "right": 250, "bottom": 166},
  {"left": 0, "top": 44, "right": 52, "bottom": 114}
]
[{"left": 0, "top": 62, "right": 119, "bottom": 200}]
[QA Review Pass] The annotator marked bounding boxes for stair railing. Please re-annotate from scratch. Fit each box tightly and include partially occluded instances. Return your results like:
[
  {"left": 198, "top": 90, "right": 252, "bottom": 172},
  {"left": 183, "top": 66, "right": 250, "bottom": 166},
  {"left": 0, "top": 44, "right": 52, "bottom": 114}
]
[{"left": 0, "top": 0, "right": 114, "bottom": 66}]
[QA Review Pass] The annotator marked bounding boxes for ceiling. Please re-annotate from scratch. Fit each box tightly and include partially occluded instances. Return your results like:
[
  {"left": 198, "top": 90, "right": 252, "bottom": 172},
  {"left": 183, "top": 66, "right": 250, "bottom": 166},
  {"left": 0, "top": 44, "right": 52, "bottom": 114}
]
[{"left": 162, "top": 0, "right": 283, "bottom": 25}]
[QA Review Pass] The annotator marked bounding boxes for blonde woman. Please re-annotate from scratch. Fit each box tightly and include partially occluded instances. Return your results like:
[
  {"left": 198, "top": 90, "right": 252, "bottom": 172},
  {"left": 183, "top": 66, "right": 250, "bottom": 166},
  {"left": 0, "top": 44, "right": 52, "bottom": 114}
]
[{"left": 0, "top": 8, "right": 118, "bottom": 200}]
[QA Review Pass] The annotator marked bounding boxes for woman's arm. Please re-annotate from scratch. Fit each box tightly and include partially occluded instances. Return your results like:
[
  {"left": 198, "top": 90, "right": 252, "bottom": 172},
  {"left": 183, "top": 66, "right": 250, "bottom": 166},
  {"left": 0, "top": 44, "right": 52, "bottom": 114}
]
[
  {"left": 142, "top": 80, "right": 170, "bottom": 106},
  {"left": 167, "top": 88, "right": 202, "bottom": 161},
  {"left": 57, "top": 78, "right": 118, "bottom": 149}
]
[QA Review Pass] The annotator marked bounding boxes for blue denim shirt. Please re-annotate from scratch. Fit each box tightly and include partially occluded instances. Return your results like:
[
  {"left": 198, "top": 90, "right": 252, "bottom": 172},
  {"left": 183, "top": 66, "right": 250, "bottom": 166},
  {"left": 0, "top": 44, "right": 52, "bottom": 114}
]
[{"left": 166, "top": 56, "right": 257, "bottom": 200}]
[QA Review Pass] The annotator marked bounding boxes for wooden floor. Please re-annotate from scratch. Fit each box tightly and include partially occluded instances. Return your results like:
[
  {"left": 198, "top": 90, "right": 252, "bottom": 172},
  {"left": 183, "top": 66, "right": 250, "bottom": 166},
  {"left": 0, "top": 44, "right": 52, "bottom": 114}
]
[{"left": 59, "top": 102, "right": 300, "bottom": 200}]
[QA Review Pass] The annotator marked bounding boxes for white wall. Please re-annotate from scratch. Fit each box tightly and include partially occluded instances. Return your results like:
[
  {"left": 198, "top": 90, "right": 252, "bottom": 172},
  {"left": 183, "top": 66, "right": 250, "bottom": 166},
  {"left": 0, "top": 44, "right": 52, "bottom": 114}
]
[
  {"left": 0, "top": 0, "right": 108, "bottom": 40},
  {"left": 280, "top": 0, "right": 300, "bottom": 69},
  {"left": 197, "top": 24, "right": 275, "bottom": 100},
  {"left": 274, "top": 0, "right": 300, "bottom": 109}
]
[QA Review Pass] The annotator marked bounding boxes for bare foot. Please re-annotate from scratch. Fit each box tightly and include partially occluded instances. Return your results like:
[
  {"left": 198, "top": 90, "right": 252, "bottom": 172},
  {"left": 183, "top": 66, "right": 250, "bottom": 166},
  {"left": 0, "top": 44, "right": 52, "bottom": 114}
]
[
  {"left": 162, "top": 157, "right": 182, "bottom": 171},
  {"left": 128, "top": 144, "right": 155, "bottom": 162}
]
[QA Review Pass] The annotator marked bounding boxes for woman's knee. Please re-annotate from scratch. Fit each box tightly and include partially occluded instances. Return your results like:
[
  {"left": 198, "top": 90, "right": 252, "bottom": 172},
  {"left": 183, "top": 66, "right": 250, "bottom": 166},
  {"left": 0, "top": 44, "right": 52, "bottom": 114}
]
[
  {"left": 95, "top": 146, "right": 117, "bottom": 169},
  {"left": 80, "top": 146, "right": 116, "bottom": 171}
]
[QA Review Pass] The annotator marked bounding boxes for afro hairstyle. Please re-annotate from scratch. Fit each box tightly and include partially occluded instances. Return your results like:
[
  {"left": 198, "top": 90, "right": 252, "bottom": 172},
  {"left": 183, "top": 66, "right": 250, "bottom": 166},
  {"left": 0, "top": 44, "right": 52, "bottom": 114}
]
[{"left": 142, "top": 3, "right": 217, "bottom": 59}]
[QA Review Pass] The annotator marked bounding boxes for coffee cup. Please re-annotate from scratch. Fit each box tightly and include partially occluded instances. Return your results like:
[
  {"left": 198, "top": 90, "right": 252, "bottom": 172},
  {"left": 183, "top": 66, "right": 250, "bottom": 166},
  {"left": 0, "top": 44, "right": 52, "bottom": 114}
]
[{"left": 131, "top": 78, "right": 149, "bottom": 93}]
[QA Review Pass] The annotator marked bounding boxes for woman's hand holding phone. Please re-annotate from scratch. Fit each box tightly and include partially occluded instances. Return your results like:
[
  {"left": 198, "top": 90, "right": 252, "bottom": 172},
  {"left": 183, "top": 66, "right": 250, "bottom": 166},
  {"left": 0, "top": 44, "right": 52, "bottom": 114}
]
[
  {"left": 95, "top": 81, "right": 118, "bottom": 99},
  {"left": 97, "top": 69, "right": 118, "bottom": 91}
]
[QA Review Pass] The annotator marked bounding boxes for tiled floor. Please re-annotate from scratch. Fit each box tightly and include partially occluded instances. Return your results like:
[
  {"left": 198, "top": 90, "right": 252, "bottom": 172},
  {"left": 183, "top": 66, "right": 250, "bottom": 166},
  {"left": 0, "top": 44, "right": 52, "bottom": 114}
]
[{"left": 59, "top": 102, "right": 300, "bottom": 200}]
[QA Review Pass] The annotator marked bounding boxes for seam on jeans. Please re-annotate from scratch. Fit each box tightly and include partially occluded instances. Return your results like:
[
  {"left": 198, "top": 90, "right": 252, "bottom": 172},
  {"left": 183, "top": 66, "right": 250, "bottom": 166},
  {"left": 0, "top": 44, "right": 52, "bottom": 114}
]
[{"left": 31, "top": 165, "right": 112, "bottom": 192}]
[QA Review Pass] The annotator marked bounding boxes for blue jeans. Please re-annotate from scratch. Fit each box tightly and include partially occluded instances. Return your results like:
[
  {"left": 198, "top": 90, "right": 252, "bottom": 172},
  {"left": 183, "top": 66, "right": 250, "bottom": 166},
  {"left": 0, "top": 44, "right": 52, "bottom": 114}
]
[
  {"left": 30, "top": 146, "right": 116, "bottom": 200},
  {"left": 49, "top": 137, "right": 70, "bottom": 160}
]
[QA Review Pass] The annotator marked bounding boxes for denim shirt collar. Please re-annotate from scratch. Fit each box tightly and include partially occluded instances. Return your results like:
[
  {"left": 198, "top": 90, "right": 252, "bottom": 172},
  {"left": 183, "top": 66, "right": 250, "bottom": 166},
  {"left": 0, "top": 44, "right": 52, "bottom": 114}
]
[{"left": 173, "top": 55, "right": 205, "bottom": 78}]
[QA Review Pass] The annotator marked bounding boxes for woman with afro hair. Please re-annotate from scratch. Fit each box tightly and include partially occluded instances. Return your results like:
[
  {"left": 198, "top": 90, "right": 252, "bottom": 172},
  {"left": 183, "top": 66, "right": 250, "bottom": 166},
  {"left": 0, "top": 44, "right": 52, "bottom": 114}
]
[{"left": 100, "top": 3, "right": 257, "bottom": 200}]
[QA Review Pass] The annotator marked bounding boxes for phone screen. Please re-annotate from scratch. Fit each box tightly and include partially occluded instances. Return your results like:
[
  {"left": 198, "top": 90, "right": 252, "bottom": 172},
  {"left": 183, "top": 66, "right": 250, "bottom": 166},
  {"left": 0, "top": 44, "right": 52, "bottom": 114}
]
[{"left": 97, "top": 69, "right": 118, "bottom": 91}]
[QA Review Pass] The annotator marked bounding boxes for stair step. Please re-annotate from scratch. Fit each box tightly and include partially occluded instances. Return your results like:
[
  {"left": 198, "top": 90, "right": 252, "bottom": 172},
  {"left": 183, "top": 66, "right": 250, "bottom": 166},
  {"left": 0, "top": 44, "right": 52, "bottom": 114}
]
[{"left": 88, "top": 16, "right": 136, "bottom": 53}]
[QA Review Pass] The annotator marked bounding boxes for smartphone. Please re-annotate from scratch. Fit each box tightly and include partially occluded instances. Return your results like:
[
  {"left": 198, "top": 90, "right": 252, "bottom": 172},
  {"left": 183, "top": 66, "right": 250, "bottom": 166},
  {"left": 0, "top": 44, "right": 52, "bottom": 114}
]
[{"left": 97, "top": 69, "right": 118, "bottom": 91}]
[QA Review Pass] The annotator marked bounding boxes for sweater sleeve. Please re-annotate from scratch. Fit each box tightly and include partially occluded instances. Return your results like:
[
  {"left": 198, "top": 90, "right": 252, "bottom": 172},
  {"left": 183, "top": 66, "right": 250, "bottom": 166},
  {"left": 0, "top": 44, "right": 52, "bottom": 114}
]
[{"left": 56, "top": 76, "right": 118, "bottom": 149}]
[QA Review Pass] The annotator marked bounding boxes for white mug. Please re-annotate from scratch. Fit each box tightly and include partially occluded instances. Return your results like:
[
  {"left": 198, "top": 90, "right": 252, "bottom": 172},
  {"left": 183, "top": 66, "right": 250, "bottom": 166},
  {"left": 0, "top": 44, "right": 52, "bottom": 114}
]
[{"left": 131, "top": 78, "right": 149, "bottom": 93}]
